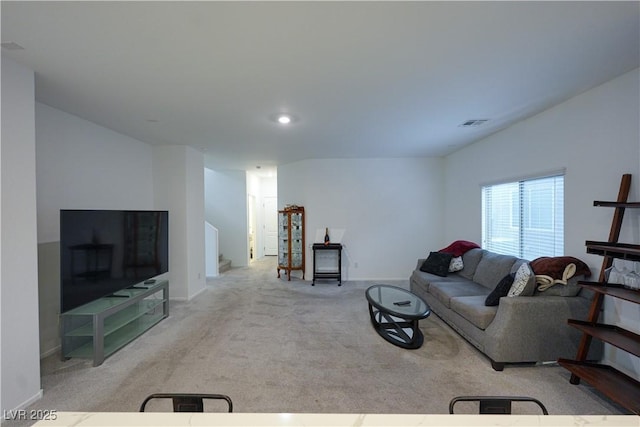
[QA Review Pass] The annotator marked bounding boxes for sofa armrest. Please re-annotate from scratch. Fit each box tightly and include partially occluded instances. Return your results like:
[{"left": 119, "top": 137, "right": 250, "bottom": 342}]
[
  {"left": 483, "top": 295, "right": 595, "bottom": 363},
  {"left": 415, "top": 259, "right": 426, "bottom": 270}
]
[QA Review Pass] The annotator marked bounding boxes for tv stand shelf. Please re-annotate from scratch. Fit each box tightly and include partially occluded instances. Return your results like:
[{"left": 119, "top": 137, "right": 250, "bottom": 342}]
[{"left": 61, "top": 280, "right": 168, "bottom": 366}]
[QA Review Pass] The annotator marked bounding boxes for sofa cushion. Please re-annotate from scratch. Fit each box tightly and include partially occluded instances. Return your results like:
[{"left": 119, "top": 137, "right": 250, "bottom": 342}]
[
  {"left": 410, "top": 270, "right": 430, "bottom": 293},
  {"left": 451, "top": 296, "right": 498, "bottom": 330},
  {"left": 535, "top": 275, "right": 584, "bottom": 296},
  {"left": 420, "top": 252, "right": 453, "bottom": 277},
  {"left": 429, "top": 281, "right": 490, "bottom": 308},
  {"left": 458, "top": 248, "right": 486, "bottom": 280},
  {"left": 472, "top": 251, "right": 519, "bottom": 290},
  {"left": 485, "top": 273, "right": 515, "bottom": 306}
]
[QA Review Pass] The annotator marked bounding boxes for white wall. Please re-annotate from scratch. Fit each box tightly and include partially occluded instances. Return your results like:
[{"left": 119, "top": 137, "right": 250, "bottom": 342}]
[
  {"left": 1, "top": 56, "right": 42, "bottom": 414},
  {"left": 204, "top": 169, "right": 249, "bottom": 267},
  {"left": 278, "top": 158, "right": 444, "bottom": 280},
  {"left": 444, "top": 68, "right": 640, "bottom": 378},
  {"left": 153, "top": 146, "right": 206, "bottom": 300},
  {"left": 34, "top": 103, "right": 155, "bottom": 357},
  {"left": 185, "top": 148, "right": 206, "bottom": 299},
  {"left": 0, "top": 58, "right": 3, "bottom": 416},
  {"left": 35, "top": 103, "right": 154, "bottom": 242}
]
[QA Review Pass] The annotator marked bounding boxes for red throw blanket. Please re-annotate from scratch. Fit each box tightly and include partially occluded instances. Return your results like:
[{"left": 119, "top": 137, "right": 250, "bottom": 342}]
[
  {"left": 439, "top": 240, "right": 480, "bottom": 257},
  {"left": 530, "top": 256, "right": 591, "bottom": 280},
  {"left": 530, "top": 256, "right": 591, "bottom": 291}
]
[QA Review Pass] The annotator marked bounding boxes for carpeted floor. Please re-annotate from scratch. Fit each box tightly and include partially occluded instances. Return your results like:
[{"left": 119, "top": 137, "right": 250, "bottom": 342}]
[{"left": 11, "top": 257, "right": 626, "bottom": 425}]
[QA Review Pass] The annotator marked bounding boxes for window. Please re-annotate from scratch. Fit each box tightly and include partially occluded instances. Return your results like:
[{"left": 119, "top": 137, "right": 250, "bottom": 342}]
[{"left": 482, "top": 174, "right": 564, "bottom": 259}]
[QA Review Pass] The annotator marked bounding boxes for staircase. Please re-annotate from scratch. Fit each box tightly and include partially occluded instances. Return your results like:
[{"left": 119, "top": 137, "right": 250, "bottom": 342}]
[
  {"left": 205, "top": 221, "right": 232, "bottom": 275},
  {"left": 219, "top": 254, "right": 231, "bottom": 273}
]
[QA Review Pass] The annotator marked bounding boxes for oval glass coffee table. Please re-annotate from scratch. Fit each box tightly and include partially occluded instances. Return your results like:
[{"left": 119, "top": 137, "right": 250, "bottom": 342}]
[{"left": 365, "top": 285, "right": 431, "bottom": 349}]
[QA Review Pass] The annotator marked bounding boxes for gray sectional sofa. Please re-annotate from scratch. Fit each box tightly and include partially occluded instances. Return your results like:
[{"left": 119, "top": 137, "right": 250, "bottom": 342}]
[{"left": 410, "top": 248, "right": 601, "bottom": 370}]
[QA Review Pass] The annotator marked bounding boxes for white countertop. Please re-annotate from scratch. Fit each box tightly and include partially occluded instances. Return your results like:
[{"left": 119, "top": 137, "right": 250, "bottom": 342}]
[{"left": 31, "top": 412, "right": 639, "bottom": 427}]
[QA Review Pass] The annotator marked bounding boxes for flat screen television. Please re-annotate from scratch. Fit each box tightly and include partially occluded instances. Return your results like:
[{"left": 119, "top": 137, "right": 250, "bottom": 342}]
[{"left": 60, "top": 209, "right": 169, "bottom": 313}]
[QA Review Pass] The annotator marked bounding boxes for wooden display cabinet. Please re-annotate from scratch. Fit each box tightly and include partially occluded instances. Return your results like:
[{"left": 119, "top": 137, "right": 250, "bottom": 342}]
[{"left": 277, "top": 206, "right": 305, "bottom": 281}]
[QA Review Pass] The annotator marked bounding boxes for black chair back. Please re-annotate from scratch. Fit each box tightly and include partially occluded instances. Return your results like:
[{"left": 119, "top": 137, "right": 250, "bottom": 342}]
[{"left": 449, "top": 395, "right": 548, "bottom": 415}]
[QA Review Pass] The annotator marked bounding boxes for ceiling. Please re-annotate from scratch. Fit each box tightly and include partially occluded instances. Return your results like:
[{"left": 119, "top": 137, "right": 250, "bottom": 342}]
[{"left": 2, "top": 2, "right": 639, "bottom": 174}]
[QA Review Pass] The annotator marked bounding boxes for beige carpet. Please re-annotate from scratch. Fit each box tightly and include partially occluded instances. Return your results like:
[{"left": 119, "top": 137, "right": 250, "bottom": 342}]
[{"left": 11, "top": 257, "right": 626, "bottom": 425}]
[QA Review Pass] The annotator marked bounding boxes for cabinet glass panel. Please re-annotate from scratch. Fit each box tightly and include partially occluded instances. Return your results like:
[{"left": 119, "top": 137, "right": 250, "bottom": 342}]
[{"left": 278, "top": 212, "right": 288, "bottom": 266}]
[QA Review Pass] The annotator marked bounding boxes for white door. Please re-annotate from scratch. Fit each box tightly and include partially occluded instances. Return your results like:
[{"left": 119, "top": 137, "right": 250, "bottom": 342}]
[
  {"left": 248, "top": 195, "right": 256, "bottom": 262},
  {"left": 264, "top": 197, "right": 278, "bottom": 256}
]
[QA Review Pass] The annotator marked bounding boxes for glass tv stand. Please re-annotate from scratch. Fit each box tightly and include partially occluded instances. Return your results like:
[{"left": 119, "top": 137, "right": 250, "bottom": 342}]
[{"left": 60, "top": 280, "right": 168, "bottom": 366}]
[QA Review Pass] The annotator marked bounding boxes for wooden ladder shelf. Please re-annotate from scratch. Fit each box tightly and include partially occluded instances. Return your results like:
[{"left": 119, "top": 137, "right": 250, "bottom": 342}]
[{"left": 558, "top": 174, "right": 640, "bottom": 414}]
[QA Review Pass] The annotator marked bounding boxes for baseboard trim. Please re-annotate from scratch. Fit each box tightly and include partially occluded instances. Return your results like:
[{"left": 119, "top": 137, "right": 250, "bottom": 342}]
[
  {"left": 3, "top": 389, "right": 44, "bottom": 419},
  {"left": 188, "top": 286, "right": 208, "bottom": 300},
  {"left": 40, "top": 344, "right": 61, "bottom": 360}
]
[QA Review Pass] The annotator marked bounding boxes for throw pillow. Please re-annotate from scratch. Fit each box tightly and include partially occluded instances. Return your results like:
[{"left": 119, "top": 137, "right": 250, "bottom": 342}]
[
  {"left": 448, "top": 256, "right": 464, "bottom": 272},
  {"left": 508, "top": 263, "right": 536, "bottom": 297},
  {"left": 485, "top": 273, "right": 515, "bottom": 306},
  {"left": 420, "top": 251, "right": 453, "bottom": 277}
]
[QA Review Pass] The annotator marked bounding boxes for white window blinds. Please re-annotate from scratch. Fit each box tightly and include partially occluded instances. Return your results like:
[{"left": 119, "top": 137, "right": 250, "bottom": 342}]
[{"left": 482, "top": 174, "right": 564, "bottom": 259}]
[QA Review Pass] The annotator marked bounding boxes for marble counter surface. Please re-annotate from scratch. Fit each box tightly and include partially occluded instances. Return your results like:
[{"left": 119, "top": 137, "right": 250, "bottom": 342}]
[{"left": 31, "top": 412, "right": 639, "bottom": 427}]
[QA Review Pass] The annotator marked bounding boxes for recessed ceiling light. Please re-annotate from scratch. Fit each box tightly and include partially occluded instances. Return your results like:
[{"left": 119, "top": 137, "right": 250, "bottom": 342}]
[
  {"left": 278, "top": 115, "right": 291, "bottom": 125},
  {"left": 269, "top": 113, "right": 299, "bottom": 125}
]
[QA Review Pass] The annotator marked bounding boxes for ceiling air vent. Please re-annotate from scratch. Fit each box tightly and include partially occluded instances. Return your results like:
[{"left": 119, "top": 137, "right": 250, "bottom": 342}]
[
  {"left": 1, "top": 42, "right": 25, "bottom": 50},
  {"left": 459, "top": 119, "right": 489, "bottom": 127}
]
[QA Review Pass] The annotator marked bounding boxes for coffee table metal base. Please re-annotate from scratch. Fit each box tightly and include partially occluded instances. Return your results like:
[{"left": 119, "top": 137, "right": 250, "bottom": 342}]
[{"left": 368, "top": 306, "right": 424, "bottom": 349}]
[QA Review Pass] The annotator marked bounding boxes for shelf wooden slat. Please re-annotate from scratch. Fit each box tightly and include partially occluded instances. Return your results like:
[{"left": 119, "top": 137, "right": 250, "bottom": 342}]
[
  {"left": 585, "top": 241, "right": 640, "bottom": 262},
  {"left": 558, "top": 359, "right": 640, "bottom": 415},
  {"left": 594, "top": 201, "right": 640, "bottom": 208},
  {"left": 578, "top": 282, "right": 640, "bottom": 304},
  {"left": 567, "top": 320, "right": 640, "bottom": 357}
]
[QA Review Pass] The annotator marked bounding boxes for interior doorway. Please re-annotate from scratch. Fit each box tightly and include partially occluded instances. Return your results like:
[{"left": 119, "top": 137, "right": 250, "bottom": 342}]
[
  {"left": 264, "top": 196, "right": 278, "bottom": 256},
  {"left": 248, "top": 194, "right": 257, "bottom": 262},
  {"left": 246, "top": 169, "right": 278, "bottom": 263}
]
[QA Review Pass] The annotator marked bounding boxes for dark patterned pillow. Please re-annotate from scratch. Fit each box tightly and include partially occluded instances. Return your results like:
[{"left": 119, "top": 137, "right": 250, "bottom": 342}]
[
  {"left": 485, "top": 273, "right": 515, "bottom": 306},
  {"left": 420, "top": 251, "right": 453, "bottom": 277}
]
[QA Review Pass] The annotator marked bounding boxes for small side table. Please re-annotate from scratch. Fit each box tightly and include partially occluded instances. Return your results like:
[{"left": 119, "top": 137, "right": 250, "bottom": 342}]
[{"left": 312, "top": 243, "right": 342, "bottom": 286}]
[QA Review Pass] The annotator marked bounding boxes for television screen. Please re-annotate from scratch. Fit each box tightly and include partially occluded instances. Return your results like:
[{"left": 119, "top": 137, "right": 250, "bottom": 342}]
[{"left": 60, "top": 210, "right": 169, "bottom": 313}]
